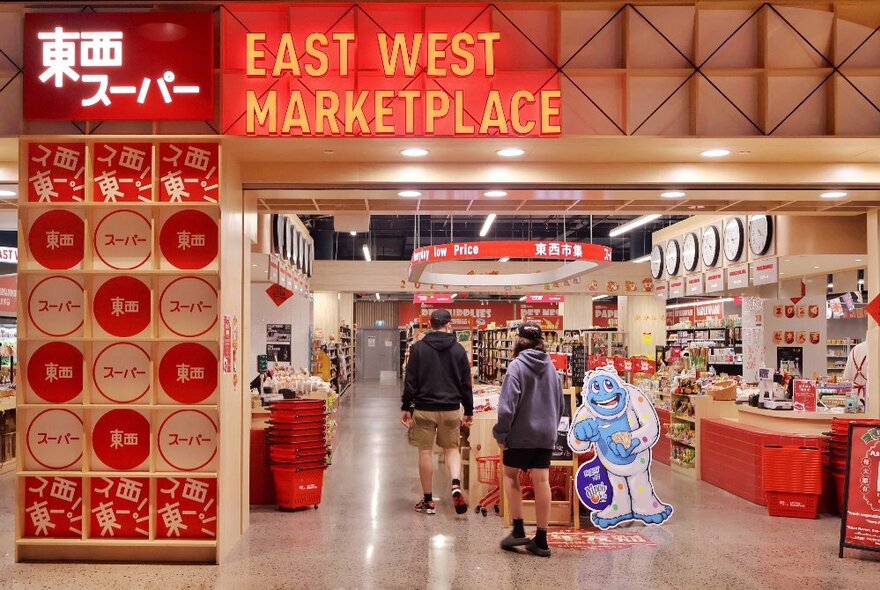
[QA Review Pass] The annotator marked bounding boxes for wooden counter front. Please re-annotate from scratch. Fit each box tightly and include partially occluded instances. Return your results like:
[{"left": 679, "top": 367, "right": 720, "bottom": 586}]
[{"left": 736, "top": 405, "right": 838, "bottom": 435}]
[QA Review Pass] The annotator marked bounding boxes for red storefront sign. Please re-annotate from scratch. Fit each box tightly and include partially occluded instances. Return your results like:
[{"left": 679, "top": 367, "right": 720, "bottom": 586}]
[
  {"left": 411, "top": 241, "right": 611, "bottom": 267},
  {"left": 23, "top": 12, "right": 214, "bottom": 121},
  {"left": 840, "top": 423, "right": 880, "bottom": 556},
  {"left": 221, "top": 3, "right": 560, "bottom": 137},
  {"left": 413, "top": 293, "right": 456, "bottom": 304},
  {"left": 524, "top": 295, "right": 564, "bottom": 303},
  {"left": 27, "top": 143, "right": 86, "bottom": 202},
  {"left": 0, "top": 274, "right": 16, "bottom": 314},
  {"left": 92, "top": 143, "right": 153, "bottom": 202},
  {"left": 588, "top": 355, "right": 655, "bottom": 375},
  {"left": 666, "top": 302, "right": 724, "bottom": 327},
  {"left": 519, "top": 303, "right": 562, "bottom": 329},
  {"left": 593, "top": 301, "right": 618, "bottom": 328},
  {"left": 400, "top": 301, "right": 512, "bottom": 330}
]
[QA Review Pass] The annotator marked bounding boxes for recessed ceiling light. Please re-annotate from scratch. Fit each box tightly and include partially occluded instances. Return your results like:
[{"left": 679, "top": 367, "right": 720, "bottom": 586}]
[
  {"left": 484, "top": 190, "right": 507, "bottom": 198},
  {"left": 661, "top": 191, "right": 686, "bottom": 199},
  {"left": 820, "top": 191, "right": 847, "bottom": 199},
  {"left": 855, "top": 258, "right": 863, "bottom": 262},
  {"left": 814, "top": 266, "right": 820, "bottom": 269},
  {"left": 700, "top": 149, "right": 731, "bottom": 158},
  {"left": 497, "top": 148, "right": 525, "bottom": 157},
  {"left": 398, "top": 190, "right": 422, "bottom": 198},
  {"left": 401, "top": 148, "right": 428, "bottom": 157},
  {"left": 0, "top": 190, "right": 15, "bottom": 197},
  {"left": 350, "top": 231, "right": 357, "bottom": 236}
]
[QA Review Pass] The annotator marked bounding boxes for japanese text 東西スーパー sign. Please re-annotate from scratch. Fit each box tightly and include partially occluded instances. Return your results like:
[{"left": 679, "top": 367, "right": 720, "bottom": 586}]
[
  {"left": 23, "top": 12, "right": 214, "bottom": 121},
  {"left": 222, "top": 3, "right": 560, "bottom": 137}
]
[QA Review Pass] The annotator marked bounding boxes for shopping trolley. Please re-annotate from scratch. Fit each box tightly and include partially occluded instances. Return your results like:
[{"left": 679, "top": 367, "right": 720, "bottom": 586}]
[{"left": 474, "top": 455, "right": 501, "bottom": 517}]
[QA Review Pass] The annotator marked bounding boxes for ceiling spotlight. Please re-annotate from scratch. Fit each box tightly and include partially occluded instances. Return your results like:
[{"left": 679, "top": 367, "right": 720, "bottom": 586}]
[
  {"left": 630, "top": 254, "right": 651, "bottom": 263},
  {"left": 661, "top": 191, "right": 686, "bottom": 199},
  {"left": 401, "top": 148, "right": 428, "bottom": 157},
  {"left": 479, "top": 213, "right": 497, "bottom": 237},
  {"left": 499, "top": 257, "right": 510, "bottom": 262},
  {"left": 497, "top": 147, "right": 525, "bottom": 157},
  {"left": 609, "top": 214, "right": 661, "bottom": 237},
  {"left": 0, "top": 190, "right": 15, "bottom": 197},
  {"left": 484, "top": 190, "right": 508, "bottom": 198},
  {"left": 820, "top": 191, "right": 847, "bottom": 199},
  {"left": 700, "top": 149, "right": 731, "bottom": 158},
  {"left": 398, "top": 190, "right": 422, "bottom": 198},
  {"left": 349, "top": 231, "right": 357, "bottom": 236}
]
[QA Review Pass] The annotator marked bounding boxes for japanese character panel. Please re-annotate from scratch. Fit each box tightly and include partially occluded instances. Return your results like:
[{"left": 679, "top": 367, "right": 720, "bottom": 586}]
[
  {"left": 92, "top": 143, "right": 154, "bottom": 202},
  {"left": 23, "top": 476, "right": 83, "bottom": 538},
  {"left": 157, "top": 342, "right": 219, "bottom": 405},
  {"left": 91, "top": 342, "right": 151, "bottom": 404},
  {"left": 155, "top": 477, "right": 217, "bottom": 539},
  {"left": 26, "top": 209, "right": 85, "bottom": 270},
  {"left": 92, "top": 209, "right": 153, "bottom": 271},
  {"left": 25, "top": 341, "right": 84, "bottom": 404},
  {"left": 158, "top": 143, "right": 219, "bottom": 203},
  {"left": 156, "top": 409, "right": 218, "bottom": 472},
  {"left": 158, "top": 208, "right": 219, "bottom": 270},
  {"left": 27, "top": 143, "right": 86, "bottom": 203},
  {"left": 89, "top": 477, "right": 150, "bottom": 539},
  {"left": 24, "top": 408, "right": 84, "bottom": 471},
  {"left": 26, "top": 275, "right": 84, "bottom": 338},
  {"left": 91, "top": 409, "right": 151, "bottom": 471}
]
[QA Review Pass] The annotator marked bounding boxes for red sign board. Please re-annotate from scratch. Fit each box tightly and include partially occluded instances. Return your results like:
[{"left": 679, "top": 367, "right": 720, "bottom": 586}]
[
  {"left": 792, "top": 379, "right": 817, "bottom": 412},
  {"left": 158, "top": 143, "right": 220, "bottom": 203},
  {"left": 159, "top": 209, "right": 219, "bottom": 269},
  {"left": 23, "top": 12, "right": 214, "bottom": 121},
  {"left": 549, "top": 353, "right": 568, "bottom": 371},
  {"left": 666, "top": 302, "right": 724, "bottom": 327},
  {"left": 92, "top": 409, "right": 151, "bottom": 471},
  {"left": 23, "top": 476, "right": 83, "bottom": 538},
  {"left": 866, "top": 294, "right": 880, "bottom": 327},
  {"left": 159, "top": 343, "right": 219, "bottom": 404},
  {"left": 90, "top": 477, "right": 149, "bottom": 539},
  {"left": 413, "top": 293, "right": 455, "bottom": 304},
  {"left": 28, "top": 209, "right": 85, "bottom": 269},
  {"left": 28, "top": 342, "right": 84, "bottom": 404},
  {"left": 400, "top": 301, "right": 512, "bottom": 330},
  {"left": 221, "top": 3, "right": 560, "bottom": 137},
  {"left": 0, "top": 274, "right": 16, "bottom": 314},
  {"left": 840, "top": 423, "right": 880, "bottom": 556},
  {"left": 411, "top": 241, "right": 611, "bottom": 268},
  {"left": 524, "top": 295, "right": 564, "bottom": 303},
  {"left": 593, "top": 301, "right": 618, "bottom": 328}
]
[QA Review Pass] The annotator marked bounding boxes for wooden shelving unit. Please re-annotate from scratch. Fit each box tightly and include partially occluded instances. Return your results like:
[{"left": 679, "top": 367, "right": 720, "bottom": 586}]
[{"left": 826, "top": 338, "right": 862, "bottom": 373}]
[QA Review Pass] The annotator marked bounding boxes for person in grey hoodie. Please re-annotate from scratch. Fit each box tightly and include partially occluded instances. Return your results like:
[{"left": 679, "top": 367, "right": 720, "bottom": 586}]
[{"left": 493, "top": 322, "right": 564, "bottom": 557}]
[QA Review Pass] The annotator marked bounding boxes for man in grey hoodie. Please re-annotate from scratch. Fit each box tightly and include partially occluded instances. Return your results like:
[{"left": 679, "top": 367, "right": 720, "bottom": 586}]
[{"left": 493, "top": 322, "right": 564, "bottom": 557}]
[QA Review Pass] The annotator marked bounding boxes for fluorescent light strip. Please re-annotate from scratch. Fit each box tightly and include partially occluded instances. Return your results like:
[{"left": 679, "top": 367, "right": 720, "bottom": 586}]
[
  {"left": 498, "top": 257, "right": 510, "bottom": 262},
  {"left": 451, "top": 293, "right": 458, "bottom": 299},
  {"left": 479, "top": 213, "right": 496, "bottom": 237},
  {"left": 630, "top": 254, "right": 651, "bottom": 263},
  {"left": 665, "top": 297, "right": 733, "bottom": 310},
  {"left": 592, "top": 295, "right": 610, "bottom": 301},
  {"left": 609, "top": 214, "right": 661, "bottom": 237},
  {"left": 375, "top": 293, "right": 380, "bottom": 300},
  {"left": 362, "top": 245, "right": 372, "bottom": 262}
]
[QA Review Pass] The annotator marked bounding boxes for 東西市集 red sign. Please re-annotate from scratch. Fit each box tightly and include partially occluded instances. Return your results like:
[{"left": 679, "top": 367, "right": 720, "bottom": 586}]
[{"left": 23, "top": 12, "right": 214, "bottom": 121}]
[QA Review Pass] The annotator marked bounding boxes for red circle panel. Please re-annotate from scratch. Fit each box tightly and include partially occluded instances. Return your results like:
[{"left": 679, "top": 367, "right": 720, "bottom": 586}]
[
  {"left": 93, "top": 276, "right": 152, "bottom": 337},
  {"left": 28, "top": 210, "right": 84, "bottom": 269},
  {"left": 158, "top": 343, "right": 218, "bottom": 404},
  {"left": 27, "top": 342, "right": 83, "bottom": 403},
  {"left": 159, "top": 210, "right": 219, "bottom": 269},
  {"left": 92, "top": 409, "right": 151, "bottom": 470}
]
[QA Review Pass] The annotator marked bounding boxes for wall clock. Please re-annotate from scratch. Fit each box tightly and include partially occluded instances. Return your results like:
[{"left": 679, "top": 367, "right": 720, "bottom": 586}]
[
  {"left": 666, "top": 239, "right": 681, "bottom": 276},
  {"left": 749, "top": 215, "right": 773, "bottom": 256},
  {"left": 724, "top": 217, "right": 745, "bottom": 262},
  {"left": 683, "top": 232, "right": 700, "bottom": 272},
  {"left": 650, "top": 244, "right": 664, "bottom": 279},
  {"left": 702, "top": 225, "right": 720, "bottom": 268}
]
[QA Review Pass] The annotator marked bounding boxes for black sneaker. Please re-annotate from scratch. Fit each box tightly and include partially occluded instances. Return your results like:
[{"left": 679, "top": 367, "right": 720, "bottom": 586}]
[
  {"left": 451, "top": 485, "right": 468, "bottom": 515},
  {"left": 500, "top": 533, "right": 530, "bottom": 551},
  {"left": 415, "top": 499, "right": 436, "bottom": 514},
  {"left": 526, "top": 539, "right": 551, "bottom": 557}
]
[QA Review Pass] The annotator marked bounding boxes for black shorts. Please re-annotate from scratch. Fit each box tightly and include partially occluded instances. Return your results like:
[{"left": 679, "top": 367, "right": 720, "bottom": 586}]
[{"left": 502, "top": 448, "right": 553, "bottom": 470}]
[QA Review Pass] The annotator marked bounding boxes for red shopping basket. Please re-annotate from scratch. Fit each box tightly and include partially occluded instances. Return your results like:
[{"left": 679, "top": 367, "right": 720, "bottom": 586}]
[
  {"left": 762, "top": 446, "right": 821, "bottom": 518},
  {"left": 476, "top": 456, "right": 500, "bottom": 486},
  {"left": 271, "top": 464, "right": 326, "bottom": 510}
]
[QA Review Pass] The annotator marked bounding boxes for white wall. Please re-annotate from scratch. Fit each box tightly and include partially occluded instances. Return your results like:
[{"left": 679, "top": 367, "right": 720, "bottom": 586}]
[
  {"left": 250, "top": 282, "right": 312, "bottom": 374},
  {"left": 560, "top": 294, "right": 592, "bottom": 329},
  {"left": 762, "top": 295, "right": 826, "bottom": 378},
  {"left": 620, "top": 296, "right": 667, "bottom": 357}
]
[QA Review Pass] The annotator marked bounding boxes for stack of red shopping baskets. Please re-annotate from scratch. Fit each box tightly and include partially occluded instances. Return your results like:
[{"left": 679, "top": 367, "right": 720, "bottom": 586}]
[
  {"left": 267, "top": 399, "right": 329, "bottom": 510},
  {"left": 762, "top": 445, "right": 822, "bottom": 518},
  {"left": 828, "top": 417, "right": 880, "bottom": 513}
]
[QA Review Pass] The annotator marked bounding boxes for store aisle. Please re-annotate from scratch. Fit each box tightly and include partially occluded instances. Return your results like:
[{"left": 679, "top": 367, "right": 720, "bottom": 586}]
[{"left": 1, "top": 381, "right": 879, "bottom": 589}]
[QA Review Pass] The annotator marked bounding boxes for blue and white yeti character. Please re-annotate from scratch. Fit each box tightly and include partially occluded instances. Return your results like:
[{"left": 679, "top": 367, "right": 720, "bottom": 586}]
[{"left": 568, "top": 366, "right": 673, "bottom": 529}]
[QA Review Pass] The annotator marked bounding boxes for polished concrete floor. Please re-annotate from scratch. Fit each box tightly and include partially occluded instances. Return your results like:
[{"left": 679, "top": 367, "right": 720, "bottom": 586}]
[{"left": 1, "top": 380, "right": 879, "bottom": 589}]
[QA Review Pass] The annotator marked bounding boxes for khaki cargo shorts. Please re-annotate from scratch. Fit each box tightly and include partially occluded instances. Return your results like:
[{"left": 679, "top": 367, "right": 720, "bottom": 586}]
[{"left": 408, "top": 409, "right": 461, "bottom": 450}]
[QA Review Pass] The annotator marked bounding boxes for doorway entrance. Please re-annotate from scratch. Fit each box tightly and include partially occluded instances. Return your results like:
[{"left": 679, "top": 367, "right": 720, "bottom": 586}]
[{"left": 357, "top": 328, "right": 401, "bottom": 381}]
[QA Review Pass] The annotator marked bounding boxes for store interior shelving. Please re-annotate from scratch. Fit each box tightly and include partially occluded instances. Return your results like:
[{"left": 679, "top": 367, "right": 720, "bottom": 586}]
[{"left": 826, "top": 338, "right": 863, "bottom": 373}]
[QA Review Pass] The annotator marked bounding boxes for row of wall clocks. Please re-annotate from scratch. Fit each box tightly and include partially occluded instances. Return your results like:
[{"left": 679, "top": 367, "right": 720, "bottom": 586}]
[
  {"left": 272, "top": 213, "right": 314, "bottom": 277},
  {"left": 651, "top": 215, "right": 774, "bottom": 280}
]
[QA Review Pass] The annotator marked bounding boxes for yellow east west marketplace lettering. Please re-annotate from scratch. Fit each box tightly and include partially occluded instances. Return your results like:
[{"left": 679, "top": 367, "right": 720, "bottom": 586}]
[{"left": 245, "top": 88, "right": 561, "bottom": 136}]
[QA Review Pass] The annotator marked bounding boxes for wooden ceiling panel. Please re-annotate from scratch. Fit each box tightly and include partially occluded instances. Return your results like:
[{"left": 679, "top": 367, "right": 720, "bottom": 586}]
[
  {"left": 417, "top": 200, "right": 475, "bottom": 211},
  {"left": 517, "top": 199, "right": 579, "bottom": 211}
]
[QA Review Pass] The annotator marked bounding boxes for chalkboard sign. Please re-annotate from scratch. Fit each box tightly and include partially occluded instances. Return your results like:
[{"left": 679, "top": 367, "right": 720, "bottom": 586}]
[
  {"left": 839, "top": 421, "right": 880, "bottom": 558},
  {"left": 257, "top": 354, "right": 268, "bottom": 373}
]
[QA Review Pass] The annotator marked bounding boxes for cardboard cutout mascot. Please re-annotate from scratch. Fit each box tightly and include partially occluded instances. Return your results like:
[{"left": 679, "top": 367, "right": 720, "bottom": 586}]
[{"left": 568, "top": 366, "right": 673, "bottom": 529}]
